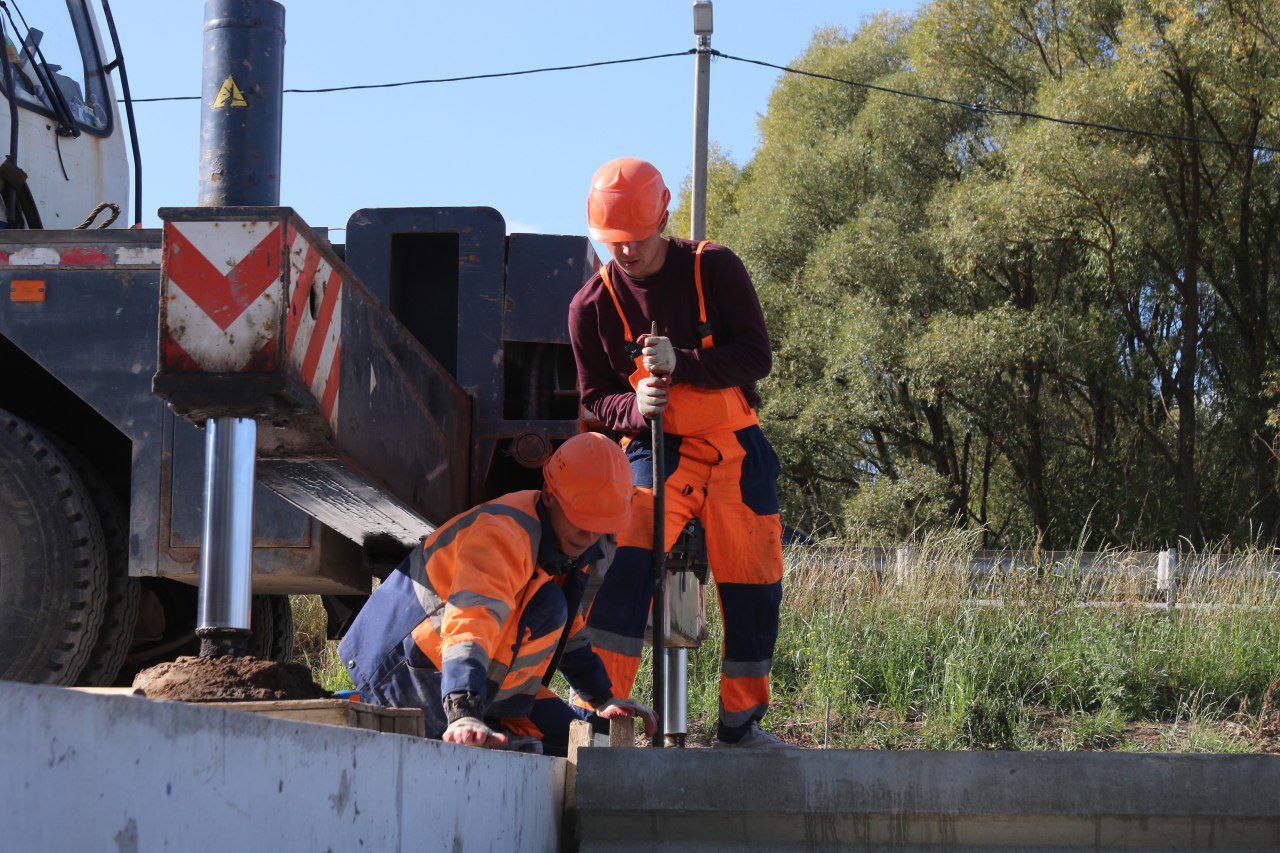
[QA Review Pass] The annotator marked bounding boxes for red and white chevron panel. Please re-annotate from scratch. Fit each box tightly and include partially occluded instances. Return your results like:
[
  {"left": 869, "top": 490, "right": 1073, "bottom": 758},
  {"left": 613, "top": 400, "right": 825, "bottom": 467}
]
[
  {"left": 284, "top": 224, "right": 343, "bottom": 426},
  {"left": 161, "top": 220, "right": 284, "bottom": 373}
]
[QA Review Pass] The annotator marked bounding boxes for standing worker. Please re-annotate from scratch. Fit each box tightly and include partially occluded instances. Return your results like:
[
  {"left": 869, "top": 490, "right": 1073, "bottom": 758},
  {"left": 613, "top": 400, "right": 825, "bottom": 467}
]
[
  {"left": 339, "top": 433, "right": 656, "bottom": 756},
  {"left": 569, "top": 157, "right": 791, "bottom": 749}
]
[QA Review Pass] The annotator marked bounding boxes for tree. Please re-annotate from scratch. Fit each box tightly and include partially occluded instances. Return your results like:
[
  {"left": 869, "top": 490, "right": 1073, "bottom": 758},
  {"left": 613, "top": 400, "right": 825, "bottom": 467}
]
[{"left": 672, "top": 0, "right": 1280, "bottom": 546}]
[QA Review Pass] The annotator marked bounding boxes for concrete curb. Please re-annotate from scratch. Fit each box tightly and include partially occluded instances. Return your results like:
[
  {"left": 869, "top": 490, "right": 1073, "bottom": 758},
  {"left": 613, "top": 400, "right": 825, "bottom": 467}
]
[
  {"left": 2, "top": 681, "right": 565, "bottom": 851},
  {"left": 574, "top": 748, "right": 1280, "bottom": 849}
]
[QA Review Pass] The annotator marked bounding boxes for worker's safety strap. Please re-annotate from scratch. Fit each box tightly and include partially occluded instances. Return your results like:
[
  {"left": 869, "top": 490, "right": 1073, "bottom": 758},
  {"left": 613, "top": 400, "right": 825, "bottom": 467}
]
[
  {"left": 692, "top": 240, "right": 714, "bottom": 349},
  {"left": 598, "top": 263, "right": 635, "bottom": 343},
  {"left": 598, "top": 240, "right": 716, "bottom": 355}
]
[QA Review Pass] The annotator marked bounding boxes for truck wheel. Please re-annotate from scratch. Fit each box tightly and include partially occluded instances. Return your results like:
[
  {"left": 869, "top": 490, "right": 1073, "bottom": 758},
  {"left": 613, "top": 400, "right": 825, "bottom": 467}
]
[
  {"left": 52, "top": 439, "right": 140, "bottom": 687},
  {"left": 247, "top": 594, "right": 294, "bottom": 662},
  {"left": 0, "top": 410, "right": 108, "bottom": 684}
]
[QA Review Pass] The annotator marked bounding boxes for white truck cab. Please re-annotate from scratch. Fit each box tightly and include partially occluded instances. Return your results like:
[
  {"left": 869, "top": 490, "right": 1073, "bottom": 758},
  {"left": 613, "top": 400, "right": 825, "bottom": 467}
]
[{"left": 0, "top": 0, "right": 128, "bottom": 229}]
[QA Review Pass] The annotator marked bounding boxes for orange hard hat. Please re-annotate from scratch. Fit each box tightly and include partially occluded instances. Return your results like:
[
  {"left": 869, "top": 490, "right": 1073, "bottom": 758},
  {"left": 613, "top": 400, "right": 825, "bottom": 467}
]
[
  {"left": 542, "top": 432, "right": 633, "bottom": 534},
  {"left": 586, "top": 157, "right": 671, "bottom": 243}
]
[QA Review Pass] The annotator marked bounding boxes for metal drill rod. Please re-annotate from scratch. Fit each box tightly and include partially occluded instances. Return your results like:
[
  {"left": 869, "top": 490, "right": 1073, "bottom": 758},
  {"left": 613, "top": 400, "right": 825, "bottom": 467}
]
[
  {"left": 650, "top": 320, "right": 666, "bottom": 748},
  {"left": 663, "top": 647, "right": 688, "bottom": 748},
  {"left": 194, "top": 0, "right": 285, "bottom": 656}
]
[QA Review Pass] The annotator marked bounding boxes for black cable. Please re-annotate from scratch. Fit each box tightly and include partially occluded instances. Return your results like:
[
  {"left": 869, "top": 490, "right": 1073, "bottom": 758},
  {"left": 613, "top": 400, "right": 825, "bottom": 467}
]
[
  {"left": 711, "top": 50, "right": 1280, "bottom": 156},
  {"left": 121, "top": 41, "right": 1279, "bottom": 156},
  {"left": 129, "top": 49, "right": 695, "bottom": 103},
  {"left": 100, "top": 0, "right": 142, "bottom": 225},
  {"left": 0, "top": 11, "right": 19, "bottom": 224},
  {"left": 53, "top": 128, "right": 68, "bottom": 180}
]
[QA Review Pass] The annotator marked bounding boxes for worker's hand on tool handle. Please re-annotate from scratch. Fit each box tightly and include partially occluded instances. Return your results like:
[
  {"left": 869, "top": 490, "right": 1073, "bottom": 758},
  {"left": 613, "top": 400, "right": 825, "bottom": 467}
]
[
  {"left": 638, "top": 333, "right": 677, "bottom": 376},
  {"left": 597, "top": 698, "right": 659, "bottom": 738},
  {"left": 442, "top": 716, "right": 509, "bottom": 749},
  {"left": 636, "top": 375, "right": 670, "bottom": 419}
]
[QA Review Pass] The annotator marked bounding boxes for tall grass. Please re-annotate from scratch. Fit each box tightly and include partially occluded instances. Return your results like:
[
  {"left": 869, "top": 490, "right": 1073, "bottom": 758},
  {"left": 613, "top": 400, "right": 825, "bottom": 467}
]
[
  {"left": 294, "top": 537, "right": 1280, "bottom": 750},
  {"left": 290, "top": 595, "right": 354, "bottom": 693},
  {"left": 633, "top": 535, "right": 1280, "bottom": 750}
]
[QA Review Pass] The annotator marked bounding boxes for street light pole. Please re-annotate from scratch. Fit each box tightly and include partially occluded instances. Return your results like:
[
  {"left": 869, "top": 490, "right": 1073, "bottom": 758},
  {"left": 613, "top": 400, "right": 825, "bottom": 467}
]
[
  {"left": 663, "top": 0, "right": 713, "bottom": 749},
  {"left": 690, "top": 0, "right": 713, "bottom": 242}
]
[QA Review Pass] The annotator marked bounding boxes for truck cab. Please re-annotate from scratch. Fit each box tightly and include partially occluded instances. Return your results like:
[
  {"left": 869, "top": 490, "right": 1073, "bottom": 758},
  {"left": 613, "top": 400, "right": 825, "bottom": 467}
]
[{"left": 0, "top": 0, "right": 128, "bottom": 228}]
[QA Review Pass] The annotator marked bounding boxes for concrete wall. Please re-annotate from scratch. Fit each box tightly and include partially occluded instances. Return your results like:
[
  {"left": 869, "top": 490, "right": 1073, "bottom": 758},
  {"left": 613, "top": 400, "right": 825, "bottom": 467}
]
[
  {"left": 1, "top": 682, "right": 565, "bottom": 851},
  {"left": 575, "top": 748, "right": 1280, "bottom": 849}
]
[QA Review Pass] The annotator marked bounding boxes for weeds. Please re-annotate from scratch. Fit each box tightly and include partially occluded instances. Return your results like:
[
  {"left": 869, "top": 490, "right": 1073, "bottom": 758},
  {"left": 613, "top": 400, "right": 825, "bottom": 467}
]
[{"left": 292, "top": 538, "right": 1280, "bottom": 751}]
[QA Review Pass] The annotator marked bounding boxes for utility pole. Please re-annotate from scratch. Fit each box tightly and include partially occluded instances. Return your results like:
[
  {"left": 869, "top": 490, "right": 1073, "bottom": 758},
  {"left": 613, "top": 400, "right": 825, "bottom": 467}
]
[
  {"left": 690, "top": 0, "right": 713, "bottom": 242},
  {"left": 663, "top": 0, "right": 713, "bottom": 749},
  {"left": 194, "top": 0, "right": 285, "bottom": 657}
]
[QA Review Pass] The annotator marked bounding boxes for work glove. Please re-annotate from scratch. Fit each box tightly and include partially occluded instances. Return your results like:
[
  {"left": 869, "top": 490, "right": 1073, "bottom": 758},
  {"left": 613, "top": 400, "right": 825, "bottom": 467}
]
[
  {"left": 442, "top": 716, "right": 509, "bottom": 749},
  {"left": 597, "top": 697, "right": 659, "bottom": 738},
  {"left": 638, "top": 333, "right": 677, "bottom": 376},
  {"left": 636, "top": 375, "right": 670, "bottom": 419}
]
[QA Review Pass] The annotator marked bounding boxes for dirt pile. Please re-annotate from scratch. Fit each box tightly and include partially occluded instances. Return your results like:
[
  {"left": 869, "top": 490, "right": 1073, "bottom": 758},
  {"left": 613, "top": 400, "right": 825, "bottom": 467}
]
[{"left": 133, "top": 655, "right": 329, "bottom": 702}]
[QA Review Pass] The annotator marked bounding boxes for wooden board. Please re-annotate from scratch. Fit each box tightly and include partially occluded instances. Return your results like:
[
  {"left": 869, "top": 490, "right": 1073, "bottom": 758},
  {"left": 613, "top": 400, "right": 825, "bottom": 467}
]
[
  {"left": 205, "top": 699, "right": 425, "bottom": 737},
  {"left": 68, "top": 687, "right": 143, "bottom": 697}
]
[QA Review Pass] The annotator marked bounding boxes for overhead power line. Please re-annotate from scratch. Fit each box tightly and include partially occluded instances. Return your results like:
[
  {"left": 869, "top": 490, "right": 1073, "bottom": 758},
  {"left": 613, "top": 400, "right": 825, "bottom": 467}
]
[
  {"left": 127, "top": 45, "right": 1279, "bottom": 155},
  {"left": 127, "top": 50, "right": 695, "bottom": 103},
  {"left": 710, "top": 50, "right": 1280, "bottom": 156}
]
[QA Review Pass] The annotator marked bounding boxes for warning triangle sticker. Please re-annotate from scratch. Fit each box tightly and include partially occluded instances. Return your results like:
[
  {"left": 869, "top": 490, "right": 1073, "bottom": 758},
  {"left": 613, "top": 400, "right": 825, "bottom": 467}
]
[{"left": 212, "top": 76, "right": 248, "bottom": 109}]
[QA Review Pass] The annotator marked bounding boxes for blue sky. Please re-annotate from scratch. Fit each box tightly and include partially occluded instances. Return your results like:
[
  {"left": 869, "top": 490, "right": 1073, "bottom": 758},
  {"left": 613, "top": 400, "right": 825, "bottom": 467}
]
[{"left": 109, "top": 0, "right": 919, "bottom": 239}]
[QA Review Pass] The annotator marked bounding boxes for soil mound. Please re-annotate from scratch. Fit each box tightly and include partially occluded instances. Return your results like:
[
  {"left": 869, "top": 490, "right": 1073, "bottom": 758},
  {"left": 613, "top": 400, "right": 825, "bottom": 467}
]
[{"left": 133, "top": 655, "right": 329, "bottom": 702}]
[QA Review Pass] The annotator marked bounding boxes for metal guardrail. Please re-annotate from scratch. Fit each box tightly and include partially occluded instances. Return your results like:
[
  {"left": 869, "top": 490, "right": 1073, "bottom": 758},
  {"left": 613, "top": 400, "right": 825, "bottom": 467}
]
[{"left": 784, "top": 546, "right": 1280, "bottom": 609}]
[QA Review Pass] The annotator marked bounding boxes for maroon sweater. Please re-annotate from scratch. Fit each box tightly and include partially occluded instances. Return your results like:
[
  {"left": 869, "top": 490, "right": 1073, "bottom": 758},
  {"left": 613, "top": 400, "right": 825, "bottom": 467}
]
[{"left": 568, "top": 238, "right": 772, "bottom": 433}]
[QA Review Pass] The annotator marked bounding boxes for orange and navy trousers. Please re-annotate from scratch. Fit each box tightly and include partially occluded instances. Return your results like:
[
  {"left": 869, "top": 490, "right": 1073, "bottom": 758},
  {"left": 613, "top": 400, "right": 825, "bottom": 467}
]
[{"left": 584, "top": 423, "right": 784, "bottom": 742}]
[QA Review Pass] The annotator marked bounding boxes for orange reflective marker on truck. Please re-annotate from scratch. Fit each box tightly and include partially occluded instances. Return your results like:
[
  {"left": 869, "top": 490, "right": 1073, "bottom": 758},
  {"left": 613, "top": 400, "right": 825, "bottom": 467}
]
[{"left": 9, "top": 280, "right": 46, "bottom": 303}]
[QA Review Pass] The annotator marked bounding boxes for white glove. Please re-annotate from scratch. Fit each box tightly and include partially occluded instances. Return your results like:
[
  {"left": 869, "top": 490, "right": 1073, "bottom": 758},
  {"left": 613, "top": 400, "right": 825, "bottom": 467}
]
[
  {"left": 639, "top": 334, "right": 677, "bottom": 376},
  {"left": 597, "top": 697, "right": 658, "bottom": 737},
  {"left": 442, "top": 716, "right": 509, "bottom": 749},
  {"left": 636, "top": 375, "right": 670, "bottom": 419}
]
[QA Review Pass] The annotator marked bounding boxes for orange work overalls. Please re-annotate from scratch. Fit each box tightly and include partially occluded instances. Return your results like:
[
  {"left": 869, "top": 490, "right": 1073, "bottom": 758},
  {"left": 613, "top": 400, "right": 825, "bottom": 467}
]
[{"left": 584, "top": 241, "right": 785, "bottom": 743}]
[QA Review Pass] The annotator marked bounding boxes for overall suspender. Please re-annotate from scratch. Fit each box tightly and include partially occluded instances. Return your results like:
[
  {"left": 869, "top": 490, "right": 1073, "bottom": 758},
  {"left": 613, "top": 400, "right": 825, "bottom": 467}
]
[{"left": 599, "top": 240, "right": 714, "bottom": 358}]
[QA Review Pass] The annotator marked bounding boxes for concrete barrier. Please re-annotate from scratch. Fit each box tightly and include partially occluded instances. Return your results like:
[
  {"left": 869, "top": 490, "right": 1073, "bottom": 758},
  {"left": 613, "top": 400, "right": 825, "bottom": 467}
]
[
  {"left": 574, "top": 748, "right": 1280, "bottom": 849},
  {"left": 1, "top": 681, "right": 565, "bottom": 851}
]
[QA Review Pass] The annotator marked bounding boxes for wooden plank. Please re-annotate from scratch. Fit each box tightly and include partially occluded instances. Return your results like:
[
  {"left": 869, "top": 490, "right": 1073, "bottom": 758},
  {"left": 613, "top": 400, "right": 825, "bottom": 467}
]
[
  {"left": 204, "top": 699, "right": 425, "bottom": 737},
  {"left": 565, "top": 719, "right": 594, "bottom": 812},
  {"left": 608, "top": 717, "right": 635, "bottom": 748},
  {"left": 68, "top": 687, "right": 143, "bottom": 697}
]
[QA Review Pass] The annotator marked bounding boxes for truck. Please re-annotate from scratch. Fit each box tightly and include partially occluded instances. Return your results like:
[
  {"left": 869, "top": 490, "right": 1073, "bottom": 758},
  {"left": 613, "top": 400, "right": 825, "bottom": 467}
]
[{"left": 0, "top": 0, "right": 597, "bottom": 686}]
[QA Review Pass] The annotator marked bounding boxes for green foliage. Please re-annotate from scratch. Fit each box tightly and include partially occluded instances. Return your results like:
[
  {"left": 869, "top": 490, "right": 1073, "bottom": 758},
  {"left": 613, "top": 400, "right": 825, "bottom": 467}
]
[{"left": 671, "top": 0, "right": 1280, "bottom": 546}]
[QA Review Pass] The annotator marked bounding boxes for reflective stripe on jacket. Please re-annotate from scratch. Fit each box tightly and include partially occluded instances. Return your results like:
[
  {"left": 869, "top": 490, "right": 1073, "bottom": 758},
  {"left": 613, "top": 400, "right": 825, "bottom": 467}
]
[{"left": 339, "top": 490, "right": 615, "bottom": 708}]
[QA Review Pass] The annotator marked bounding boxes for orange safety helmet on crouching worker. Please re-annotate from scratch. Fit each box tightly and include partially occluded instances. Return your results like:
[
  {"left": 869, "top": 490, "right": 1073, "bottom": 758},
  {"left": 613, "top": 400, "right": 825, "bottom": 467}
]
[
  {"left": 586, "top": 157, "right": 671, "bottom": 243},
  {"left": 542, "top": 432, "right": 632, "bottom": 533}
]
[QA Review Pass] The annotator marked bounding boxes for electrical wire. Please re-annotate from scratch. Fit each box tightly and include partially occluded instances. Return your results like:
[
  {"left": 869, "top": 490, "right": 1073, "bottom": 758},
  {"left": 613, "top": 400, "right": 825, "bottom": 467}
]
[
  {"left": 128, "top": 49, "right": 696, "bottom": 103},
  {"left": 123, "top": 42, "right": 1279, "bottom": 155},
  {"left": 710, "top": 50, "right": 1280, "bottom": 156}
]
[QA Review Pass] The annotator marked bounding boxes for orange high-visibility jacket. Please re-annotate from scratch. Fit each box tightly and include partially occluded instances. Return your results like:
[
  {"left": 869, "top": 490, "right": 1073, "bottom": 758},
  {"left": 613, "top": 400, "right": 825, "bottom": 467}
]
[{"left": 340, "top": 490, "right": 615, "bottom": 715}]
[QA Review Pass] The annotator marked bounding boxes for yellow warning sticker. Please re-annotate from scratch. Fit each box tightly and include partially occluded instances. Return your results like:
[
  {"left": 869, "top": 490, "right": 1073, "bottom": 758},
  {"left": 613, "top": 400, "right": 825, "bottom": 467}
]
[{"left": 212, "top": 76, "right": 248, "bottom": 109}]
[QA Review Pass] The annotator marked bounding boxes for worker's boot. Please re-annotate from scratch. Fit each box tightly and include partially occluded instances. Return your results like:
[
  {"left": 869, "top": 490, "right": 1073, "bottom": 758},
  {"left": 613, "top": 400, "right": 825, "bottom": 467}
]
[{"left": 713, "top": 722, "right": 798, "bottom": 751}]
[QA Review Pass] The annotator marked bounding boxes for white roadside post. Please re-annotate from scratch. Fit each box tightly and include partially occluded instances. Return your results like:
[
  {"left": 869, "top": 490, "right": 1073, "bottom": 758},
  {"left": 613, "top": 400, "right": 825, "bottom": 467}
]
[
  {"left": 895, "top": 546, "right": 913, "bottom": 586},
  {"left": 1157, "top": 548, "right": 1178, "bottom": 610}
]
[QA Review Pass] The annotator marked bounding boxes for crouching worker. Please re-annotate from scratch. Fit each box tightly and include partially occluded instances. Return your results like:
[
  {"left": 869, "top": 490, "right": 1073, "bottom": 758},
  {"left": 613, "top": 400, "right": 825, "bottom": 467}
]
[{"left": 338, "top": 433, "right": 656, "bottom": 755}]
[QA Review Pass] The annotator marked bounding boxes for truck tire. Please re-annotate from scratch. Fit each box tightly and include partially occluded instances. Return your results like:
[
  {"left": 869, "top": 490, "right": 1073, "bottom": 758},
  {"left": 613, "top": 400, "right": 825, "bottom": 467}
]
[
  {"left": 247, "top": 594, "right": 294, "bottom": 662},
  {"left": 0, "top": 410, "right": 108, "bottom": 684},
  {"left": 51, "top": 439, "right": 139, "bottom": 686}
]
